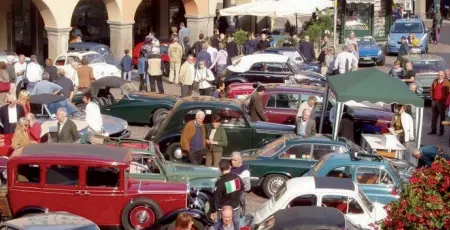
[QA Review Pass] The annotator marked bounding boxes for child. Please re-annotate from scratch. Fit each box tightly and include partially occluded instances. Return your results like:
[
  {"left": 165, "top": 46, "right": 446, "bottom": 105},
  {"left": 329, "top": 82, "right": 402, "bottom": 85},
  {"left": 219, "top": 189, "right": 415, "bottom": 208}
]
[
  {"left": 397, "top": 36, "right": 408, "bottom": 60},
  {"left": 389, "top": 60, "right": 404, "bottom": 79},
  {"left": 137, "top": 52, "right": 148, "bottom": 91},
  {"left": 120, "top": 49, "right": 133, "bottom": 81}
]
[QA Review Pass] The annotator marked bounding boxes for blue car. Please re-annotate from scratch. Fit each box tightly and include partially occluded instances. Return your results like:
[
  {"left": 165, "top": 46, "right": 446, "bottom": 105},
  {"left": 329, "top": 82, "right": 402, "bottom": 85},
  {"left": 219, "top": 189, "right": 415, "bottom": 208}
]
[
  {"left": 358, "top": 36, "right": 385, "bottom": 66},
  {"left": 304, "top": 153, "right": 409, "bottom": 205},
  {"left": 386, "top": 18, "right": 429, "bottom": 54}
]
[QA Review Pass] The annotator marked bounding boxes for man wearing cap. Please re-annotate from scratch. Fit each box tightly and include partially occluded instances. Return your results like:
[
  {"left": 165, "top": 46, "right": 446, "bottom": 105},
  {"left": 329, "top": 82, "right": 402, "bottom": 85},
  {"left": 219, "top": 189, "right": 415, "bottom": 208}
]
[
  {"left": 398, "top": 36, "right": 409, "bottom": 60},
  {"left": 249, "top": 86, "right": 268, "bottom": 122}
]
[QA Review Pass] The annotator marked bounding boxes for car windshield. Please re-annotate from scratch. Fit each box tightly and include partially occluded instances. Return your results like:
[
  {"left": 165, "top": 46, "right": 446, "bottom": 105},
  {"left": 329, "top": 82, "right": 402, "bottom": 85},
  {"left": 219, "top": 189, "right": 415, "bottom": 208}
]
[
  {"left": 274, "top": 183, "right": 287, "bottom": 202},
  {"left": 391, "top": 22, "right": 423, "bottom": 33},
  {"left": 358, "top": 37, "right": 377, "bottom": 46},
  {"left": 289, "top": 59, "right": 301, "bottom": 74},
  {"left": 254, "top": 215, "right": 276, "bottom": 230},
  {"left": 411, "top": 60, "right": 448, "bottom": 71},
  {"left": 358, "top": 188, "right": 374, "bottom": 213},
  {"left": 94, "top": 47, "right": 113, "bottom": 56},
  {"left": 83, "top": 53, "right": 106, "bottom": 64},
  {"left": 257, "top": 136, "right": 286, "bottom": 157},
  {"left": 46, "top": 99, "right": 79, "bottom": 116},
  {"left": 388, "top": 161, "right": 401, "bottom": 181}
]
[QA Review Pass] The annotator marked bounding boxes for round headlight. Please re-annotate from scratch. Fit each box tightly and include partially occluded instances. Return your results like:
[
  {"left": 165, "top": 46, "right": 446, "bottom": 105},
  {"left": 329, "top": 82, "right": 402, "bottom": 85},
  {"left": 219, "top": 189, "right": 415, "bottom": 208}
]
[
  {"left": 378, "top": 50, "right": 382, "bottom": 55},
  {"left": 416, "top": 87, "right": 423, "bottom": 94}
]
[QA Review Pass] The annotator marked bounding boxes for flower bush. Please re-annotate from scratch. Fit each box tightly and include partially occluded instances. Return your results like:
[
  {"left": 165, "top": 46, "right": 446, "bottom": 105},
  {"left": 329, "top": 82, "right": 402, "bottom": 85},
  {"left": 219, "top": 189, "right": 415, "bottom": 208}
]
[{"left": 382, "top": 157, "right": 450, "bottom": 229}]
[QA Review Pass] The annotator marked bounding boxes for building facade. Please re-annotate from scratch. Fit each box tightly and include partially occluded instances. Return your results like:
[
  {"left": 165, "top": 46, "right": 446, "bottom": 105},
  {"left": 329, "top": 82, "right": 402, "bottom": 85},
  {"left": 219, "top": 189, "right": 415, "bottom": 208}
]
[{"left": 0, "top": 0, "right": 218, "bottom": 60}]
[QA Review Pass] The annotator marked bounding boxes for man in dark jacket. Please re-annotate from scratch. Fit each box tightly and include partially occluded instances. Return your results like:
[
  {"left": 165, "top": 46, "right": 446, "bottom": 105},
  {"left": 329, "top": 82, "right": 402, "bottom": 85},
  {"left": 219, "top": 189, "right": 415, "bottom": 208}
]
[
  {"left": 226, "top": 35, "right": 239, "bottom": 65},
  {"left": 338, "top": 111, "right": 355, "bottom": 142},
  {"left": 209, "top": 206, "right": 239, "bottom": 230},
  {"left": 412, "top": 146, "right": 450, "bottom": 168},
  {"left": 243, "top": 33, "right": 257, "bottom": 55},
  {"left": 45, "top": 59, "right": 58, "bottom": 82},
  {"left": 56, "top": 107, "right": 80, "bottom": 143},
  {"left": 211, "top": 159, "right": 244, "bottom": 228},
  {"left": 0, "top": 94, "right": 25, "bottom": 134},
  {"left": 257, "top": 33, "right": 271, "bottom": 51},
  {"left": 249, "top": 86, "right": 268, "bottom": 122},
  {"left": 398, "top": 36, "right": 408, "bottom": 60},
  {"left": 196, "top": 43, "right": 212, "bottom": 68},
  {"left": 193, "top": 34, "right": 205, "bottom": 55},
  {"left": 299, "top": 36, "right": 315, "bottom": 62}
]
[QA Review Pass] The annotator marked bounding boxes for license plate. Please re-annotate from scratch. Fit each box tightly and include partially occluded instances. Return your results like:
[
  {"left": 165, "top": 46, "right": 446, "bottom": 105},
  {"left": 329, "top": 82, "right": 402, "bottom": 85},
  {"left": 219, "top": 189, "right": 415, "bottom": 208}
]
[
  {"left": 284, "top": 80, "right": 291, "bottom": 84},
  {"left": 363, "top": 57, "right": 371, "bottom": 60}
]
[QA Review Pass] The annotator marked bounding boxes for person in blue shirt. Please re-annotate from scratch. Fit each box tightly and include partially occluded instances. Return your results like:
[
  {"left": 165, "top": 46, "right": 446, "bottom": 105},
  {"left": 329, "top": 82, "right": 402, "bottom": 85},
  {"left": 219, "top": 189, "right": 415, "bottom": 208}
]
[
  {"left": 137, "top": 52, "right": 148, "bottom": 91},
  {"left": 30, "top": 72, "right": 63, "bottom": 95},
  {"left": 412, "top": 146, "right": 450, "bottom": 168},
  {"left": 120, "top": 49, "right": 133, "bottom": 81}
]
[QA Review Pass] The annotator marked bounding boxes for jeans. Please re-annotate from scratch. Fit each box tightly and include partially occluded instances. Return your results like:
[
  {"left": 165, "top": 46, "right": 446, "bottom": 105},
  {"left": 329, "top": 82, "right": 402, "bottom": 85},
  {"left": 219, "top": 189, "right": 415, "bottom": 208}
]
[
  {"left": 139, "top": 74, "right": 147, "bottom": 91},
  {"left": 149, "top": 75, "right": 164, "bottom": 94},
  {"left": 435, "top": 27, "right": 441, "bottom": 43},
  {"left": 169, "top": 61, "right": 181, "bottom": 83},
  {"left": 216, "top": 64, "right": 227, "bottom": 78},
  {"left": 122, "top": 71, "right": 132, "bottom": 81},
  {"left": 181, "top": 84, "right": 193, "bottom": 97},
  {"left": 188, "top": 150, "right": 204, "bottom": 165},
  {"left": 431, "top": 100, "right": 445, "bottom": 133}
]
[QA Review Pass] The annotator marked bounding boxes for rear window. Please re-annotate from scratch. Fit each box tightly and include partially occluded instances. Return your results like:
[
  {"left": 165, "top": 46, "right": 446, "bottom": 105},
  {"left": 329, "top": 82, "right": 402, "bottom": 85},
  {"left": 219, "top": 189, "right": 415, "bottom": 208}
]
[
  {"left": 17, "top": 164, "right": 40, "bottom": 183},
  {"left": 411, "top": 60, "right": 448, "bottom": 70}
]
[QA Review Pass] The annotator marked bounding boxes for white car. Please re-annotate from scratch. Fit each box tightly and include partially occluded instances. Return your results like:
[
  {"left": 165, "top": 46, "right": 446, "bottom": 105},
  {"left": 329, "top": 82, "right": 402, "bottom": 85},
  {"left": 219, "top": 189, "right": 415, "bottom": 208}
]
[
  {"left": 0, "top": 51, "right": 30, "bottom": 63},
  {"left": 250, "top": 177, "right": 386, "bottom": 229},
  {"left": 55, "top": 51, "right": 121, "bottom": 79}
]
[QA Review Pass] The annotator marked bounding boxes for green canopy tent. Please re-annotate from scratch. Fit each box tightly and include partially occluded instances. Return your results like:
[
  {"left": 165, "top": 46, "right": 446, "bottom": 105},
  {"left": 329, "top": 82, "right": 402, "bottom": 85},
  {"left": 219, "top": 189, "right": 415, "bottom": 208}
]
[{"left": 319, "top": 68, "right": 425, "bottom": 148}]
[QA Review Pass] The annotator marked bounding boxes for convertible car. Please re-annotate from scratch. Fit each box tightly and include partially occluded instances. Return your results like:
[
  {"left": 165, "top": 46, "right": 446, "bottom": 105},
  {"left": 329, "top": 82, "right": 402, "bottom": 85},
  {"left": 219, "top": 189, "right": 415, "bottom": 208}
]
[{"left": 73, "top": 77, "right": 177, "bottom": 125}]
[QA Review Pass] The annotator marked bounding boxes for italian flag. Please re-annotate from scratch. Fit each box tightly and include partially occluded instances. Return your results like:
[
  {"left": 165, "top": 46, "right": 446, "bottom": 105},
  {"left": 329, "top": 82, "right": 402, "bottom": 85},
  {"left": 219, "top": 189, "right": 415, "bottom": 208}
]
[{"left": 225, "top": 178, "right": 241, "bottom": 194}]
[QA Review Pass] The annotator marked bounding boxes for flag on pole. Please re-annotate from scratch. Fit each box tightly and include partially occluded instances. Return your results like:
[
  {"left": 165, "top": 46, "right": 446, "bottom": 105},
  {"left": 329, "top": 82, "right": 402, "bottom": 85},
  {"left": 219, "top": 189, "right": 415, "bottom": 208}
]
[{"left": 225, "top": 178, "right": 241, "bottom": 194}]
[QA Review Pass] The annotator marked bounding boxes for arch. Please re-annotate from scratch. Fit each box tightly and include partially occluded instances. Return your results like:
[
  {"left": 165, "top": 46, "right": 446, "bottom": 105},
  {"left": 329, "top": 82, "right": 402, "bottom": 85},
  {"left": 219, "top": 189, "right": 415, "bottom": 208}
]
[
  {"left": 31, "top": 0, "right": 58, "bottom": 27},
  {"left": 182, "top": 0, "right": 199, "bottom": 16},
  {"left": 103, "top": 0, "right": 122, "bottom": 22}
]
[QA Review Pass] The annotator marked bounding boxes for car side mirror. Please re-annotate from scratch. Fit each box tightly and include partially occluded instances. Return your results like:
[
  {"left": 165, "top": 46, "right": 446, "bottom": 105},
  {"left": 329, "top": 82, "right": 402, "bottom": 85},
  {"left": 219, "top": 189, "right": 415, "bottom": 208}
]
[{"left": 51, "top": 114, "right": 56, "bottom": 119}]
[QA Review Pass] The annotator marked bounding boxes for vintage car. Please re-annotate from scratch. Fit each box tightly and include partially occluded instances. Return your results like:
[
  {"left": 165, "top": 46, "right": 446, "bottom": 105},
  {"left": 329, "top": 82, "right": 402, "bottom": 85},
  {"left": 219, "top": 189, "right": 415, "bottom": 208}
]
[
  {"left": 227, "top": 83, "right": 394, "bottom": 142},
  {"left": 249, "top": 177, "right": 387, "bottom": 229},
  {"left": 303, "top": 153, "right": 407, "bottom": 205},
  {"left": 242, "top": 134, "right": 363, "bottom": 197},
  {"left": 0, "top": 211, "right": 100, "bottom": 229},
  {"left": 386, "top": 17, "right": 429, "bottom": 54},
  {"left": 400, "top": 54, "right": 448, "bottom": 100},
  {"left": 357, "top": 36, "right": 385, "bottom": 66},
  {"left": 260, "top": 47, "right": 321, "bottom": 72},
  {"left": 243, "top": 206, "right": 363, "bottom": 230},
  {"left": 7, "top": 144, "right": 210, "bottom": 229},
  {"left": 29, "top": 94, "right": 130, "bottom": 141},
  {"left": 145, "top": 96, "right": 296, "bottom": 161},
  {"left": 0, "top": 51, "right": 30, "bottom": 63},
  {"left": 223, "top": 53, "right": 326, "bottom": 87},
  {"left": 68, "top": 42, "right": 121, "bottom": 68},
  {"left": 54, "top": 50, "right": 122, "bottom": 79},
  {"left": 72, "top": 77, "right": 177, "bottom": 125},
  {"left": 132, "top": 39, "right": 171, "bottom": 75},
  {"left": 104, "top": 138, "right": 219, "bottom": 213}
]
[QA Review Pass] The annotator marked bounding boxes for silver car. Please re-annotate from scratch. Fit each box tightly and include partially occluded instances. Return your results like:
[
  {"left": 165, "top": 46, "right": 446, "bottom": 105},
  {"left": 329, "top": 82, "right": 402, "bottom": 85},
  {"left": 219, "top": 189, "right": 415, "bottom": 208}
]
[{"left": 0, "top": 212, "right": 99, "bottom": 230}]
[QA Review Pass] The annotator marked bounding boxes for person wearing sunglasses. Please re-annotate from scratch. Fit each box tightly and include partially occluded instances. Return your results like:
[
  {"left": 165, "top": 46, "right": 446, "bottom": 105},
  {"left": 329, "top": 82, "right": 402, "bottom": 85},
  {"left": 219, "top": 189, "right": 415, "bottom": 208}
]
[
  {"left": 0, "top": 94, "right": 25, "bottom": 135},
  {"left": 12, "top": 117, "right": 35, "bottom": 149}
]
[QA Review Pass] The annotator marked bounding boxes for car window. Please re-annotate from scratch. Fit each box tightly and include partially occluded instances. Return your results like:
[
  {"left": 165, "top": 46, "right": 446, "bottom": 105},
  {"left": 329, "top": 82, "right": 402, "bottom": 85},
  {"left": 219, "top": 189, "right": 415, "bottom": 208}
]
[
  {"left": 250, "top": 62, "right": 264, "bottom": 71},
  {"left": 67, "top": 56, "right": 81, "bottom": 65},
  {"left": 184, "top": 109, "right": 213, "bottom": 124},
  {"left": 17, "top": 164, "right": 40, "bottom": 183},
  {"left": 287, "top": 194, "right": 317, "bottom": 208},
  {"left": 279, "top": 144, "right": 312, "bottom": 160},
  {"left": 411, "top": 60, "right": 448, "bottom": 71},
  {"left": 322, "top": 195, "right": 364, "bottom": 214},
  {"left": 266, "top": 94, "right": 300, "bottom": 109},
  {"left": 255, "top": 215, "right": 276, "bottom": 230},
  {"left": 46, "top": 165, "right": 79, "bottom": 186},
  {"left": 55, "top": 56, "right": 66, "bottom": 66},
  {"left": 266, "top": 63, "right": 289, "bottom": 72},
  {"left": 217, "top": 109, "right": 246, "bottom": 127},
  {"left": 280, "top": 51, "right": 302, "bottom": 62},
  {"left": 312, "top": 145, "right": 346, "bottom": 160},
  {"left": 300, "top": 94, "right": 326, "bottom": 112},
  {"left": 356, "top": 167, "right": 394, "bottom": 185},
  {"left": 326, "top": 166, "right": 353, "bottom": 179},
  {"left": 86, "top": 167, "right": 120, "bottom": 187}
]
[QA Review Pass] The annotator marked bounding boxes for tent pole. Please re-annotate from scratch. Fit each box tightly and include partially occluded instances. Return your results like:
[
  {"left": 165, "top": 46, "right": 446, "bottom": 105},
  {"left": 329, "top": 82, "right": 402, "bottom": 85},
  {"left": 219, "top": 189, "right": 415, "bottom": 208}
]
[
  {"left": 296, "top": 13, "right": 298, "bottom": 31},
  {"left": 319, "top": 84, "right": 329, "bottom": 133},
  {"left": 415, "top": 106, "right": 419, "bottom": 139},
  {"left": 417, "top": 107, "right": 424, "bottom": 148},
  {"left": 332, "top": 102, "right": 343, "bottom": 140},
  {"left": 333, "top": 0, "right": 338, "bottom": 46}
]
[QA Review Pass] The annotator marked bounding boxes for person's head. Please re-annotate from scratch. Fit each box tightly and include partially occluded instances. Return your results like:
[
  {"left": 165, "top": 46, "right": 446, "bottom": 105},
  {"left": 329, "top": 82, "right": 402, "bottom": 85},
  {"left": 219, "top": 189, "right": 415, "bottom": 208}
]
[
  {"left": 409, "top": 33, "right": 415, "bottom": 40},
  {"left": 304, "top": 35, "right": 310, "bottom": 42},
  {"left": 7, "top": 94, "right": 17, "bottom": 107},
  {"left": 230, "top": 151, "right": 243, "bottom": 167},
  {"left": 26, "top": 113, "right": 36, "bottom": 124},
  {"left": 198, "top": 60, "right": 206, "bottom": 69},
  {"left": 56, "top": 107, "right": 68, "bottom": 122},
  {"left": 183, "top": 36, "right": 189, "bottom": 44},
  {"left": 349, "top": 31, "right": 355, "bottom": 39},
  {"left": 410, "top": 83, "right": 417, "bottom": 92},
  {"left": 219, "top": 33, "right": 226, "bottom": 41},
  {"left": 81, "top": 58, "right": 89, "bottom": 66},
  {"left": 220, "top": 206, "right": 233, "bottom": 226},
  {"left": 216, "top": 80, "right": 225, "bottom": 91},
  {"left": 186, "top": 54, "right": 195, "bottom": 64},
  {"left": 0, "top": 62, "right": 6, "bottom": 70},
  {"left": 124, "top": 49, "right": 130, "bottom": 55},
  {"left": 438, "top": 70, "right": 445, "bottom": 81},
  {"left": 175, "top": 213, "right": 193, "bottom": 230},
  {"left": 201, "top": 42, "right": 208, "bottom": 51},
  {"left": 405, "top": 61, "right": 413, "bottom": 70},
  {"left": 256, "top": 85, "right": 266, "bottom": 95},
  {"left": 211, "top": 114, "right": 222, "bottom": 129},
  {"left": 393, "top": 60, "right": 401, "bottom": 69},
  {"left": 18, "top": 55, "right": 25, "bottom": 64},
  {"left": 219, "top": 159, "right": 231, "bottom": 175},
  {"left": 227, "top": 34, "right": 234, "bottom": 42},
  {"left": 348, "top": 44, "right": 355, "bottom": 52},
  {"left": 302, "top": 109, "right": 311, "bottom": 121},
  {"left": 30, "top": 55, "right": 37, "bottom": 63},
  {"left": 172, "top": 37, "right": 179, "bottom": 43},
  {"left": 83, "top": 92, "right": 93, "bottom": 104},
  {"left": 195, "top": 110, "right": 205, "bottom": 124},
  {"left": 397, "top": 104, "right": 405, "bottom": 114},
  {"left": 411, "top": 149, "right": 422, "bottom": 159},
  {"left": 45, "top": 59, "right": 53, "bottom": 67},
  {"left": 326, "top": 46, "right": 334, "bottom": 55},
  {"left": 18, "top": 90, "right": 30, "bottom": 104},
  {"left": 57, "top": 68, "right": 66, "bottom": 78},
  {"left": 41, "top": 71, "right": 50, "bottom": 81},
  {"left": 307, "top": 96, "right": 317, "bottom": 107},
  {"left": 445, "top": 69, "right": 450, "bottom": 78},
  {"left": 151, "top": 46, "right": 160, "bottom": 55},
  {"left": 171, "top": 25, "right": 178, "bottom": 33},
  {"left": 214, "top": 29, "right": 220, "bottom": 35},
  {"left": 261, "top": 33, "right": 267, "bottom": 40},
  {"left": 218, "top": 42, "right": 226, "bottom": 50},
  {"left": 6, "top": 55, "right": 14, "bottom": 64},
  {"left": 145, "top": 35, "right": 152, "bottom": 44},
  {"left": 199, "top": 33, "right": 204, "bottom": 40},
  {"left": 342, "top": 45, "right": 348, "bottom": 52},
  {"left": 401, "top": 36, "right": 407, "bottom": 43},
  {"left": 16, "top": 117, "right": 29, "bottom": 132},
  {"left": 323, "top": 35, "right": 329, "bottom": 42},
  {"left": 179, "top": 22, "right": 185, "bottom": 28}
]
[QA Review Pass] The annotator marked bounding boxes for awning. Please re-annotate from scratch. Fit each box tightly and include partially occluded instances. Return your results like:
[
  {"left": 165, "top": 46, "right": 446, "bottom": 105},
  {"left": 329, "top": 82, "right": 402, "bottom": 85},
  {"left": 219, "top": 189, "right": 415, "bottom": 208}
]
[{"left": 346, "top": 0, "right": 375, "bottom": 3}]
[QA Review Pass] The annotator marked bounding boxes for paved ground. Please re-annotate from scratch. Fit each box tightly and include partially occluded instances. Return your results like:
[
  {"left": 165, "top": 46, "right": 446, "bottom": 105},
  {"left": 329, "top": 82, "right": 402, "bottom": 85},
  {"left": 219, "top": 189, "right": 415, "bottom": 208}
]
[{"left": 125, "top": 25, "right": 450, "bottom": 213}]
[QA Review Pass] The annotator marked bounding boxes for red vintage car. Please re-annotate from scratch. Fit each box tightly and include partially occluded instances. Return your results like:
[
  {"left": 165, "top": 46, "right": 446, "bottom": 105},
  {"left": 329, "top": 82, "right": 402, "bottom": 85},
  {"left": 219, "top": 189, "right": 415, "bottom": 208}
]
[
  {"left": 132, "top": 40, "right": 171, "bottom": 75},
  {"left": 228, "top": 83, "right": 393, "bottom": 141},
  {"left": 6, "top": 144, "right": 198, "bottom": 229}
]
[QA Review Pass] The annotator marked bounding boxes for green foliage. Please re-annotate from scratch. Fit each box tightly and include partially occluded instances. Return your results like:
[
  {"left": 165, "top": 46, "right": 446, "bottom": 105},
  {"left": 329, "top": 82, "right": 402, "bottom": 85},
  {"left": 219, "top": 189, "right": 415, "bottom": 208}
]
[
  {"left": 233, "top": 29, "right": 248, "bottom": 46},
  {"left": 303, "top": 13, "right": 333, "bottom": 43},
  {"left": 284, "top": 20, "right": 296, "bottom": 35}
]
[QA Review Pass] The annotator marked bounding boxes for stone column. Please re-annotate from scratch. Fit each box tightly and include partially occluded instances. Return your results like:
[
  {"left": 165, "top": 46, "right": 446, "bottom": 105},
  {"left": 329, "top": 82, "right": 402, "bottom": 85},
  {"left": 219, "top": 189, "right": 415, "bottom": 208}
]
[
  {"left": 186, "top": 15, "right": 215, "bottom": 42},
  {"left": 108, "top": 21, "right": 134, "bottom": 57},
  {"left": 45, "top": 27, "right": 71, "bottom": 61},
  {"left": 0, "top": 11, "right": 8, "bottom": 52},
  {"left": 159, "top": 0, "right": 170, "bottom": 38}
]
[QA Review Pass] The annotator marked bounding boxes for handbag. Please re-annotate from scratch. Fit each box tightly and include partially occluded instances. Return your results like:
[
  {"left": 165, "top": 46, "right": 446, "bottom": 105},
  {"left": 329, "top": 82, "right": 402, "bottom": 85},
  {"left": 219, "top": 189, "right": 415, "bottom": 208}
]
[{"left": 0, "top": 82, "right": 10, "bottom": 92}]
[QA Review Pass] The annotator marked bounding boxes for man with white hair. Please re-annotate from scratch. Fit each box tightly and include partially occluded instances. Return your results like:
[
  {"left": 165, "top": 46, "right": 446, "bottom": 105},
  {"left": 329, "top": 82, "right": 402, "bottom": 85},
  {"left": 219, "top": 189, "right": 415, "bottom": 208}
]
[
  {"left": 147, "top": 46, "right": 165, "bottom": 93},
  {"left": 14, "top": 55, "right": 27, "bottom": 84},
  {"left": 230, "top": 151, "right": 251, "bottom": 216},
  {"left": 333, "top": 45, "right": 358, "bottom": 74},
  {"left": 180, "top": 110, "right": 206, "bottom": 164},
  {"left": 411, "top": 146, "right": 450, "bottom": 168},
  {"left": 56, "top": 107, "right": 79, "bottom": 143},
  {"left": 25, "top": 55, "right": 44, "bottom": 91},
  {"left": 5, "top": 56, "right": 16, "bottom": 83},
  {"left": 0, "top": 94, "right": 25, "bottom": 134}
]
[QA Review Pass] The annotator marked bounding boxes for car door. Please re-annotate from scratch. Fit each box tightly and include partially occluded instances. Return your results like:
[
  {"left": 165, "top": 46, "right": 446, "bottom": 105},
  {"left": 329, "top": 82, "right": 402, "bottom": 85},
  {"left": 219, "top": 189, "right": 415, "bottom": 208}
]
[
  {"left": 354, "top": 166, "right": 396, "bottom": 204},
  {"left": 264, "top": 93, "right": 299, "bottom": 125},
  {"left": 215, "top": 108, "right": 253, "bottom": 156},
  {"left": 272, "top": 144, "right": 314, "bottom": 177}
]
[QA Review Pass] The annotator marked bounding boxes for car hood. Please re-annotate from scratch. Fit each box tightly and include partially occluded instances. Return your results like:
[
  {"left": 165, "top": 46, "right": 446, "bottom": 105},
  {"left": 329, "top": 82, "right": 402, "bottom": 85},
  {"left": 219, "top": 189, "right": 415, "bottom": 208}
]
[
  {"left": 389, "top": 33, "right": 425, "bottom": 42},
  {"left": 164, "top": 161, "right": 220, "bottom": 181},
  {"left": 414, "top": 71, "right": 437, "bottom": 87},
  {"left": 251, "top": 121, "right": 296, "bottom": 132},
  {"left": 359, "top": 45, "right": 380, "bottom": 56},
  {"left": 89, "top": 63, "right": 121, "bottom": 78},
  {"left": 295, "top": 63, "right": 321, "bottom": 72},
  {"left": 72, "top": 114, "right": 128, "bottom": 135},
  {"left": 130, "top": 92, "right": 179, "bottom": 103}
]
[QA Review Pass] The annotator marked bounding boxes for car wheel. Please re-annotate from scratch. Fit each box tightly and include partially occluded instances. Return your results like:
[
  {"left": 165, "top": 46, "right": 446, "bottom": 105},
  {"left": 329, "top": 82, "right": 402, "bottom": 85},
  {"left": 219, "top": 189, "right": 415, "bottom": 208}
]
[
  {"left": 121, "top": 197, "right": 163, "bottom": 230},
  {"left": 152, "top": 108, "right": 169, "bottom": 125},
  {"left": 384, "top": 44, "right": 391, "bottom": 56},
  {"left": 166, "top": 142, "right": 188, "bottom": 162},
  {"left": 376, "top": 58, "right": 385, "bottom": 66},
  {"left": 262, "top": 174, "right": 288, "bottom": 198},
  {"left": 192, "top": 191, "right": 213, "bottom": 214}
]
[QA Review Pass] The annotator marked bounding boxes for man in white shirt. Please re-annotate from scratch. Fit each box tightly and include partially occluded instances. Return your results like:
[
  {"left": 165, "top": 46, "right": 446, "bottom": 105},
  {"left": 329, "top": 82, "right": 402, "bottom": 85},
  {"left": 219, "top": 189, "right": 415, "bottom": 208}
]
[
  {"left": 206, "top": 41, "right": 218, "bottom": 64},
  {"left": 296, "top": 96, "right": 317, "bottom": 120},
  {"left": 83, "top": 92, "right": 104, "bottom": 135},
  {"left": 63, "top": 61, "right": 80, "bottom": 89},
  {"left": 25, "top": 55, "right": 44, "bottom": 91},
  {"left": 333, "top": 45, "right": 358, "bottom": 74},
  {"left": 14, "top": 55, "right": 27, "bottom": 84}
]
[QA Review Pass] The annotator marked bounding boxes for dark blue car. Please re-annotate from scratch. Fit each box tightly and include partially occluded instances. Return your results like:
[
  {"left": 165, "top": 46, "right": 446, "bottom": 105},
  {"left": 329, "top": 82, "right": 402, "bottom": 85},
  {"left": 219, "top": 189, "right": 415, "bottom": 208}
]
[{"left": 358, "top": 36, "right": 385, "bottom": 66}]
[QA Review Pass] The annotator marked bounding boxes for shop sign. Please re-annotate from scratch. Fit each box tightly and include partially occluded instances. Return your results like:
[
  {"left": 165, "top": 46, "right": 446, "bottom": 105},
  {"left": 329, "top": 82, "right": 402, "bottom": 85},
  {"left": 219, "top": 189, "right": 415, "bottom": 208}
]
[{"left": 404, "top": 0, "right": 413, "bottom": 11}]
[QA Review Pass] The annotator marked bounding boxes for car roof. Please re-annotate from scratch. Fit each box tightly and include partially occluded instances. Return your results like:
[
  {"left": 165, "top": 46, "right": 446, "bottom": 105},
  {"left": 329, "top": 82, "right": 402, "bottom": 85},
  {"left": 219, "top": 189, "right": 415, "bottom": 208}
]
[
  {"left": 287, "top": 177, "right": 356, "bottom": 192},
  {"left": 0, "top": 212, "right": 97, "bottom": 230},
  {"left": 402, "top": 54, "right": 444, "bottom": 61},
  {"left": 29, "top": 94, "right": 66, "bottom": 104},
  {"left": 286, "top": 134, "right": 342, "bottom": 145},
  {"left": 394, "top": 18, "right": 423, "bottom": 23},
  {"left": 65, "top": 51, "right": 100, "bottom": 56},
  {"left": 321, "top": 152, "right": 387, "bottom": 167},
  {"left": 271, "top": 207, "right": 346, "bottom": 229},
  {"left": 179, "top": 96, "right": 243, "bottom": 110},
  {"left": 228, "top": 53, "right": 289, "bottom": 73},
  {"left": 10, "top": 144, "right": 132, "bottom": 165},
  {"left": 69, "top": 42, "right": 109, "bottom": 49}
]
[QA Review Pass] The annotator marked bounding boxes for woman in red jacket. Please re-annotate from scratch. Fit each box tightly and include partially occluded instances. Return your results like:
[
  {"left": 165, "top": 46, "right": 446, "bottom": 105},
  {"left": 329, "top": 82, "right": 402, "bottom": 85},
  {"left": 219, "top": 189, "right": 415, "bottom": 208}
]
[{"left": 26, "top": 113, "right": 41, "bottom": 143}]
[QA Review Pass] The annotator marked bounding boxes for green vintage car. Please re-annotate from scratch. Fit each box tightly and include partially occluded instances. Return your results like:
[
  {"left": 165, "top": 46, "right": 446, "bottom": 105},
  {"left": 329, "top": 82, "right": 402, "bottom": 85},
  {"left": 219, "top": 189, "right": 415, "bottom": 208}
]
[
  {"left": 104, "top": 138, "right": 219, "bottom": 213},
  {"left": 242, "top": 134, "right": 364, "bottom": 198},
  {"left": 72, "top": 77, "right": 177, "bottom": 125},
  {"left": 145, "top": 96, "right": 296, "bottom": 161}
]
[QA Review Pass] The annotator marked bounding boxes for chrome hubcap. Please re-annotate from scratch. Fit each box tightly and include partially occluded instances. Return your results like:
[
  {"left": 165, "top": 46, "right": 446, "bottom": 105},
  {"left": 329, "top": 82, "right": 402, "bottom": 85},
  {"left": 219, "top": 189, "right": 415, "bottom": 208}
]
[
  {"left": 137, "top": 211, "right": 148, "bottom": 224},
  {"left": 173, "top": 148, "right": 183, "bottom": 159},
  {"left": 269, "top": 178, "right": 285, "bottom": 194}
]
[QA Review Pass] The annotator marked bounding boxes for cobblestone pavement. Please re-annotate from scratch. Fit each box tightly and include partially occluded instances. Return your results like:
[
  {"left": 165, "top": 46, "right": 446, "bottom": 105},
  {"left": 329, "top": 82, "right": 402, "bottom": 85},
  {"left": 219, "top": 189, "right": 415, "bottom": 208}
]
[{"left": 125, "top": 40, "right": 450, "bottom": 214}]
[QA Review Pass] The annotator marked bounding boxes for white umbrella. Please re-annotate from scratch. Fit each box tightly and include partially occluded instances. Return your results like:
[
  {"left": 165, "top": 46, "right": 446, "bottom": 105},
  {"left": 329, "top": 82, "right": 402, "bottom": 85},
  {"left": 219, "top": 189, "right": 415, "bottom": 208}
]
[{"left": 219, "top": 0, "right": 276, "bottom": 16}]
